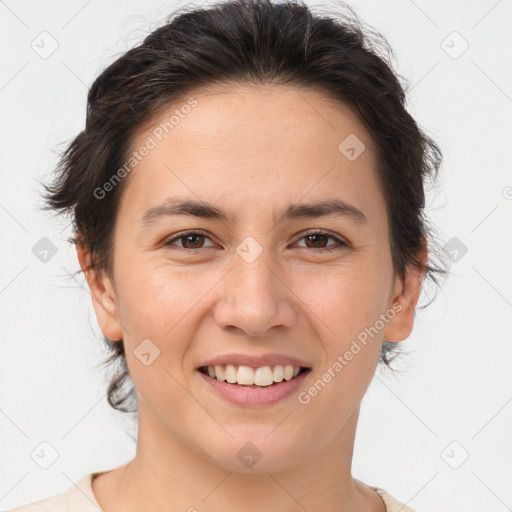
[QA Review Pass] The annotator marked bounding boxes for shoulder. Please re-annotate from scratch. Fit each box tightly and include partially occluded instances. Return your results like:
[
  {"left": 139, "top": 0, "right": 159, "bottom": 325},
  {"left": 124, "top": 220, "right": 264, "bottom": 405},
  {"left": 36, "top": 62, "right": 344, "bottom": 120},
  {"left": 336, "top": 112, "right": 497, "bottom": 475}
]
[
  {"left": 370, "top": 486, "right": 418, "bottom": 512},
  {"left": 5, "top": 474, "right": 101, "bottom": 512}
]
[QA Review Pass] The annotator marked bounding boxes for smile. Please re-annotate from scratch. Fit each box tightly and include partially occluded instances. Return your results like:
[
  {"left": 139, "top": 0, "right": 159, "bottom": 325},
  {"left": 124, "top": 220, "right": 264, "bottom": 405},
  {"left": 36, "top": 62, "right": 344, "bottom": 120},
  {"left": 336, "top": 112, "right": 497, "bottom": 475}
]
[
  {"left": 198, "top": 364, "right": 309, "bottom": 387},
  {"left": 197, "top": 365, "right": 311, "bottom": 407}
]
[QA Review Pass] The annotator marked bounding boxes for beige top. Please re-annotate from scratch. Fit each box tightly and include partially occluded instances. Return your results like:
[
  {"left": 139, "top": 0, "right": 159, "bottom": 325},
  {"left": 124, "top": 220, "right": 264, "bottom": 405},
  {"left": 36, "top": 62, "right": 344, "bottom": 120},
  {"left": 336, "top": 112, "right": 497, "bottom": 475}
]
[{"left": 8, "top": 472, "right": 417, "bottom": 512}]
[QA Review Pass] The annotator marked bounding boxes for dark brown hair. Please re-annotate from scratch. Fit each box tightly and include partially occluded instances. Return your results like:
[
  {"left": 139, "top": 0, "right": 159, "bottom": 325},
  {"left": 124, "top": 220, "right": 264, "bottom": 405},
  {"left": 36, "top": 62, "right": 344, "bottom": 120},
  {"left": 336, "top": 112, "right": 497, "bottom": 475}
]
[{"left": 40, "top": 0, "right": 449, "bottom": 415}]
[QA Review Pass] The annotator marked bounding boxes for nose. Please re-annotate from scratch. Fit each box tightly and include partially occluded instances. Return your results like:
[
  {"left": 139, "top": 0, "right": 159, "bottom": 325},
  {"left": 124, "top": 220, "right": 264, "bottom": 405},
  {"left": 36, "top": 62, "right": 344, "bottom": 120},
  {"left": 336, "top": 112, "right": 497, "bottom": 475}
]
[{"left": 213, "top": 245, "right": 298, "bottom": 338}]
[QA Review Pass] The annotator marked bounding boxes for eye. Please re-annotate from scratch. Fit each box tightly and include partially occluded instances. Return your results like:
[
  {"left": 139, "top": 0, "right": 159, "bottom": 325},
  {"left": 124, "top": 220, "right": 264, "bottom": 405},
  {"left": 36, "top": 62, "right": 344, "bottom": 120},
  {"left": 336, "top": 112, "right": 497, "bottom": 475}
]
[
  {"left": 294, "top": 230, "right": 348, "bottom": 252},
  {"left": 164, "top": 229, "right": 347, "bottom": 253},
  {"left": 164, "top": 230, "right": 217, "bottom": 250}
]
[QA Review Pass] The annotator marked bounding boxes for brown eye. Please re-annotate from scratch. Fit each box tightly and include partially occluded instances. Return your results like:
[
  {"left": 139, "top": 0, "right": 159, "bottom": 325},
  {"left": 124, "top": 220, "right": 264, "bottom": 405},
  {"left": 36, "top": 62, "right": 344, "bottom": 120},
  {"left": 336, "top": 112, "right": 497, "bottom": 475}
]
[
  {"left": 180, "top": 234, "right": 206, "bottom": 249},
  {"left": 165, "top": 231, "right": 215, "bottom": 250},
  {"left": 295, "top": 231, "right": 347, "bottom": 252},
  {"left": 303, "top": 233, "right": 330, "bottom": 248},
  {"left": 164, "top": 230, "right": 347, "bottom": 253}
]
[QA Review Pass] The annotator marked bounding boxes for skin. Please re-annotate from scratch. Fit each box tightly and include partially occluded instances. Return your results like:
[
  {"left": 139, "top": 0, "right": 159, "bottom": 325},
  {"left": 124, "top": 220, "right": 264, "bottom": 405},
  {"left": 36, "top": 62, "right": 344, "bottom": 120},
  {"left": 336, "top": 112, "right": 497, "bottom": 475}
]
[{"left": 77, "top": 84, "right": 426, "bottom": 511}]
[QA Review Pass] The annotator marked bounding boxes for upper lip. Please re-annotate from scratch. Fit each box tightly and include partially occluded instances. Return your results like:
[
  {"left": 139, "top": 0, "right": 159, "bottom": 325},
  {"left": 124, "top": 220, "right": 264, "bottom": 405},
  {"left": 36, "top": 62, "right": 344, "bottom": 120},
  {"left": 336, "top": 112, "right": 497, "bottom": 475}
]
[{"left": 198, "top": 353, "right": 311, "bottom": 369}]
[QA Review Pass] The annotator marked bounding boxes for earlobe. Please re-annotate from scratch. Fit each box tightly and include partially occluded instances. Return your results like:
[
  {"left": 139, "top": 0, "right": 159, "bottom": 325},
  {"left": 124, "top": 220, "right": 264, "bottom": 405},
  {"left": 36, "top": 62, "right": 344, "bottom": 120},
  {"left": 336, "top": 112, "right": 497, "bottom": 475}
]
[
  {"left": 383, "top": 276, "right": 422, "bottom": 342},
  {"left": 383, "top": 239, "right": 428, "bottom": 343},
  {"left": 76, "top": 243, "right": 123, "bottom": 342}
]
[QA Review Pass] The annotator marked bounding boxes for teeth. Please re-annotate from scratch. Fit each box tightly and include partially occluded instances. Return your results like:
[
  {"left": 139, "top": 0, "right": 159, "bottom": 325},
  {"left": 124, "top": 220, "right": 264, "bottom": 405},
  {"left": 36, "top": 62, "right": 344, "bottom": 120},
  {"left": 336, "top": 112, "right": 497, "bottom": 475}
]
[
  {"left": 273, "top": 365, "right": 284, "bottom": 382},
  {"left": 214, "top": 365, "right": 225, "bottom": 381},
  {"left": 254, "top": 366, "right": 274, "bottom": 386},
  {"left": 237, "top": 366, "right": 254, "bottom": 385},
  {"left": 207, "top": 364, "right": 304, "bottom": 386},
  {"left": 283, "top": 365, "right": 294, "bottom": 381},
  {"left": 225, "top": 364, "right": 237, "bottom": 383}
]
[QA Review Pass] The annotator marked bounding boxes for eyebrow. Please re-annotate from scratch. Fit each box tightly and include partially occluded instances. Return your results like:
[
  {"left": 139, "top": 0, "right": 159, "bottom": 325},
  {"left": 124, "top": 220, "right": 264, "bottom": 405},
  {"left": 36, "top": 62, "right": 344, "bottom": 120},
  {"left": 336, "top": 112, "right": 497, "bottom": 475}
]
[{"left": 139, "top": 196, "right": 368, "bottom": 227}]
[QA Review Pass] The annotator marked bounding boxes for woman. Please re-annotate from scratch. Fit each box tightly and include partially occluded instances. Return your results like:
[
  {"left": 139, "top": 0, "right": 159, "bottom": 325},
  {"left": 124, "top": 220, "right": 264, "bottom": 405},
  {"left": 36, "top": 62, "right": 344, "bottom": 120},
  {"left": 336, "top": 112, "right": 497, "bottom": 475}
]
[{"left": 11, "top": 0, "right": 447, "bottom": 510}]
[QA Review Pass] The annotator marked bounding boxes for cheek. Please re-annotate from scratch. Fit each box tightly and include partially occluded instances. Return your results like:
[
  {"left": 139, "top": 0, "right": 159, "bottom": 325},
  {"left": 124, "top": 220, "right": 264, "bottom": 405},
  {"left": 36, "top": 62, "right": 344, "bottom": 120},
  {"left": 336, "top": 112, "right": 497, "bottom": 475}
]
[
  {"left": 117, "top": 259, "right": 210, "bottom": 334},
  {"left": 298, "top": 263, "right": 389, "bottom": 339},
  {"left": 299, "top": 285, "right": 383, "bottom": 429},
  {"left": 296, "top": 264, "right": 387, "bottom": 396}
]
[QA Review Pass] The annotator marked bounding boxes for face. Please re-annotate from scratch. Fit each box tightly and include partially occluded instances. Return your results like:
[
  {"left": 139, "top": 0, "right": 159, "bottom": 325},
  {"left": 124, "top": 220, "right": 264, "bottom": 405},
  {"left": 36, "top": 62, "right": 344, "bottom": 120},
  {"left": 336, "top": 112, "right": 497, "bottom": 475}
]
[{"left": 79, "top": 84, "right": 424, "bottom": 473}]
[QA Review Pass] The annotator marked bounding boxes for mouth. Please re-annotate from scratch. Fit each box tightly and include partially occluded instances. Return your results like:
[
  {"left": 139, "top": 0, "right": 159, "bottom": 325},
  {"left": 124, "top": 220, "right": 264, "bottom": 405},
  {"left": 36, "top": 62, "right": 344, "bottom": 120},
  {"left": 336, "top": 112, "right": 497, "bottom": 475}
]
[{"left": 197, "top": 364, "right": 311, "bottom": 388}]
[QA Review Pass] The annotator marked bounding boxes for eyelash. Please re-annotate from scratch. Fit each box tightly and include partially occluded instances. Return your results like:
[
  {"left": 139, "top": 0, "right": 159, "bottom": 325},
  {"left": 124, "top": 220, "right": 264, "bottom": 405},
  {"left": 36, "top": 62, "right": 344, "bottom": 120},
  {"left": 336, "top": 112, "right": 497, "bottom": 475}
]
[{"left": 164, "top": 229, "right": 348, "bottom": 253}]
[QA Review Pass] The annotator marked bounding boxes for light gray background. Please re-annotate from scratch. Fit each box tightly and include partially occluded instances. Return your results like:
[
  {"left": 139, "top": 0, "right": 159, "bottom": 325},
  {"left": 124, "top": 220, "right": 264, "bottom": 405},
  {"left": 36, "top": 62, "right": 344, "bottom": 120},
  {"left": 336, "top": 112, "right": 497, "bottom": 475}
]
[{"left": 1, "top": 1, "right": 511, "bottom": 511}]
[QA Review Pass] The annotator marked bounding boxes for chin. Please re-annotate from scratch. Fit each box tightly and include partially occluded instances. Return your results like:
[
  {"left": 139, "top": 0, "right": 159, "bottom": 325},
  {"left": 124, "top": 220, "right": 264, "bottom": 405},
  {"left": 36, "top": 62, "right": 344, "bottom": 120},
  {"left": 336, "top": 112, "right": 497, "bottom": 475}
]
[{"left": 201, "top": 430, "right": 306, "bottom": 474}]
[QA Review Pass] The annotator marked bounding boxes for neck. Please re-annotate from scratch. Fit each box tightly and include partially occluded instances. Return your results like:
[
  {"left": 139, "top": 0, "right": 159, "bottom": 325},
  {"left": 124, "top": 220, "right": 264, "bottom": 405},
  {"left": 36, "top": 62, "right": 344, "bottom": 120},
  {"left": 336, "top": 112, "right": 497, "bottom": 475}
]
[{"left": 99, "top": 401, "right": 382, "bottom": 512}]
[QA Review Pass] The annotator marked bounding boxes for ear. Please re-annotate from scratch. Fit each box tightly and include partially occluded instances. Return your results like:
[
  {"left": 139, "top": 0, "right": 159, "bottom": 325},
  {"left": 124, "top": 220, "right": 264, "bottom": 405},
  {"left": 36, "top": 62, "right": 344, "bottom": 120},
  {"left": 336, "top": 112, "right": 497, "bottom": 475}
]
[
  {"left": 76, "top": 243, "right": 123, "bottom": 342},
  {"left": 383, "top": 238, "right": 427, "bottom": 343}
]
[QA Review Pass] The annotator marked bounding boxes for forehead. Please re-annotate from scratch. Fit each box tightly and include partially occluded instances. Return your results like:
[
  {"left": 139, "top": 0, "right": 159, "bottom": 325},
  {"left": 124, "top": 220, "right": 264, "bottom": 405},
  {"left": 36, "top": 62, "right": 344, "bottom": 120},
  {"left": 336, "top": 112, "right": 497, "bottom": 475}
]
[{"left": 117, "top": 84, "right": 385, "bottom": 227}]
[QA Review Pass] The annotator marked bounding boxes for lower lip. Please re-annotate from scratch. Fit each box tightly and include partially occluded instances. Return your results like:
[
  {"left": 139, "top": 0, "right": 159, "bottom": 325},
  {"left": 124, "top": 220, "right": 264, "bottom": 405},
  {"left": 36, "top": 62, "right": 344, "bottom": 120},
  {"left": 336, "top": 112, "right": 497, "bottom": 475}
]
[{"left": 197, "top": 369, "right": 310, "bottom": 407}]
